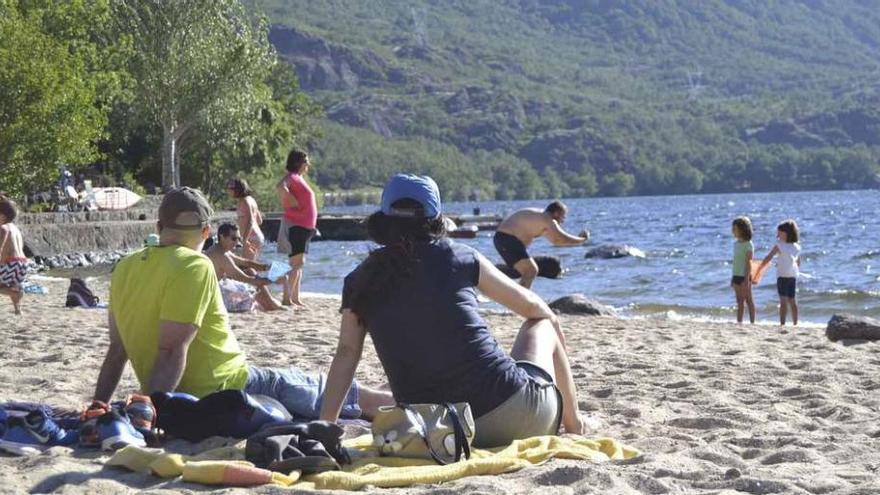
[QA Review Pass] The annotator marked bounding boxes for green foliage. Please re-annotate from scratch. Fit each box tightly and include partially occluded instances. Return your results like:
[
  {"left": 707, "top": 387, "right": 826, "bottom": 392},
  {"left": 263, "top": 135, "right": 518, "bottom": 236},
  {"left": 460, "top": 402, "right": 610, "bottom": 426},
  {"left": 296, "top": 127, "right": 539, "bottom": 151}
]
[
  {"left": 310, "top": 122, "right": 544, "bottom": 202},
  {"left": 188, "top": 61, "right": 324, "bottom": 210},
  {"left": 1, "top": 0, "right": 321, "bottom": 204},
  {"left": 112, "top": 0, "right": 278, "bottom": 187},
  {"left": 0, "top": 1, "right": 110, "bottom": 197},
  {"left": 600, "top": 172, "right": 636, "bottom": 197}
]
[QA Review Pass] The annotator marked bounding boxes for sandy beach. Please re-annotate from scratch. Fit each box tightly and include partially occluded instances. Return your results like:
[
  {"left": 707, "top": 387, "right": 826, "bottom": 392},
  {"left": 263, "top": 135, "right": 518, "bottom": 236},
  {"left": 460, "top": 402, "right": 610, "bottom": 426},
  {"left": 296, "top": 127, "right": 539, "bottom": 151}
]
[{"left": 1, "top": 276, "right": 878, "bottom": 494}]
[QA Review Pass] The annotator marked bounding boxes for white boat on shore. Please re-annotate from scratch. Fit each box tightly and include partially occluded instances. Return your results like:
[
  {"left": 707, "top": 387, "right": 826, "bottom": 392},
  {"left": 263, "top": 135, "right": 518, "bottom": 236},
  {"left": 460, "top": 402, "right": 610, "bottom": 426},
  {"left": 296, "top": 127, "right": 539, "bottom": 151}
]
[{"left": 88, "top": 187, "right": 142, "bottom": 210}]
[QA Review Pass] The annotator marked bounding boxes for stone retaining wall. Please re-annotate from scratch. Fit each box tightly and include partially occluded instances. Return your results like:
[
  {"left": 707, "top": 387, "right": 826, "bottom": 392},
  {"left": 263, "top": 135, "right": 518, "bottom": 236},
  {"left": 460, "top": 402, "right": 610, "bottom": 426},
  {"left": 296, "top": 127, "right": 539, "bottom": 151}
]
[
  {"left": 21, "top": 212, "right": 237, "bottom": 258},
  {"left": 18, "top": 210, "right": 153, "bottom": 225},
  {"left": 20, "top": 211, "right": 495, "bottom": 258},
  {"left": 21, "top": 221, "right": 157, "bottom": 258}
]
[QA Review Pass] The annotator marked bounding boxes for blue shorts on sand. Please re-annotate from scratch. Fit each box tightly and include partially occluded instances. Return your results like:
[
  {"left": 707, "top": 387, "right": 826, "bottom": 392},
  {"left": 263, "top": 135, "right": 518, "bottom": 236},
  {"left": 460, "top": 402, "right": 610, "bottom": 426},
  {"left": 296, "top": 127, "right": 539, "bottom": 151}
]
[{"left": 244, "top": 366, "right": 361, "bottom": 419}]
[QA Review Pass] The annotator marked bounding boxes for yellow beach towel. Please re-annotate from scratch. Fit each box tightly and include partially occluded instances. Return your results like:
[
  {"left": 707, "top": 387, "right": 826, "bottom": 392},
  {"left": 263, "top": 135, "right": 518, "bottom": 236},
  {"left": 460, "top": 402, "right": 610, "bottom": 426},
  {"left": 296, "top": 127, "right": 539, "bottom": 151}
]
[{"left": 108, "top": 434, "right": 639, "bottom": 490}]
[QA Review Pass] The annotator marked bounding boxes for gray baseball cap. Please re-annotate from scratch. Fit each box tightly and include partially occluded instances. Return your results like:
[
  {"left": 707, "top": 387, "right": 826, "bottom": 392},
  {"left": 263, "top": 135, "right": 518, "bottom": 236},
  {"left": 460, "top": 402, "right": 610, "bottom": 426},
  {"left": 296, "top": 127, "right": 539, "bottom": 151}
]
[{"left": 158, "top": 187, "right": 213, "bottom": 230}]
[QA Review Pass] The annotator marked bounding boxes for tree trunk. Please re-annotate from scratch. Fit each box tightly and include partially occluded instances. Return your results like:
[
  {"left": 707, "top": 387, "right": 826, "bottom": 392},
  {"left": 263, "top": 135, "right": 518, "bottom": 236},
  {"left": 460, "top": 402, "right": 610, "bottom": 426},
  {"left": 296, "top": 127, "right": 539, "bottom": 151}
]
[
  {"left": 173, "top": 141, "right": 181, "bottom": 187},
  {"left": 161, "top": 125, "right": 178, "bottom": 190},
  {"left": 202, "top": 155, "right": 212, "bottom": 196}
]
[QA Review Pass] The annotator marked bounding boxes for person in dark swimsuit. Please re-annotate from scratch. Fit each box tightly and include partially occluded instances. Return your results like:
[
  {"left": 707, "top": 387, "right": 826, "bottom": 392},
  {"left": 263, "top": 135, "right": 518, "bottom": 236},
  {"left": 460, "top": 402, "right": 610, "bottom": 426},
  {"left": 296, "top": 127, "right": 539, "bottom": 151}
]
[{"left": 494, "top": 202, "right": 589, "bottom": 289}]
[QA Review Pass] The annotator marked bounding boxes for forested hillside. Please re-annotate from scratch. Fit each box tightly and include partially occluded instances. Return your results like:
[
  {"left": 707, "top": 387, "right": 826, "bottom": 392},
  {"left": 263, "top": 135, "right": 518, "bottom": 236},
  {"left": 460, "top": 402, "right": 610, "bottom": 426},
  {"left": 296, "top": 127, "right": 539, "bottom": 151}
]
[{"left": 251, "top": 0, "right": 880, "bottom": 199}]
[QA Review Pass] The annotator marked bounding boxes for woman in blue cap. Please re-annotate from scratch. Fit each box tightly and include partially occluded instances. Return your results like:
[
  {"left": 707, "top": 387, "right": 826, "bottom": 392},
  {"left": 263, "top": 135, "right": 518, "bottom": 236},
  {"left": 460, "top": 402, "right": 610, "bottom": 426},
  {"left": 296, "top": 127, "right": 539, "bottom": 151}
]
[{"left": 319, "top": 174, "right": 588, "bottom": 447}]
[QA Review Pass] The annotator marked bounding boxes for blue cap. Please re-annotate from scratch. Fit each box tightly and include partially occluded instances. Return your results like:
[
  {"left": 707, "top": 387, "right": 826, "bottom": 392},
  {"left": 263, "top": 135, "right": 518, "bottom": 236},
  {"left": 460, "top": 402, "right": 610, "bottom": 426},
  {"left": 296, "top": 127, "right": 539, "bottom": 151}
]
[{"left": 380, "top": 174, "right": 442, "bottom": 218}]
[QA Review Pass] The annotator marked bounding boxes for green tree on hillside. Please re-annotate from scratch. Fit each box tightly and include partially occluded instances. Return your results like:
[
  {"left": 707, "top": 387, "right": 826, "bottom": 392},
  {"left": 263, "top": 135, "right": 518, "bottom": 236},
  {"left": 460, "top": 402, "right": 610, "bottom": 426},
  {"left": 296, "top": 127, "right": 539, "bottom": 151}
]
[{"left": 600, "top": 171, "right": 635, "bottom": 197}]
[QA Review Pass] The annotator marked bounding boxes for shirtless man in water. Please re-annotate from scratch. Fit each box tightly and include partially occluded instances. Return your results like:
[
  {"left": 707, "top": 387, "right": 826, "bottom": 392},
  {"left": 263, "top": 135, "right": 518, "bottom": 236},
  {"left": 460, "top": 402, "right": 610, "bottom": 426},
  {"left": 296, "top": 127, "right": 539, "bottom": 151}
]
[
  {"left": 0, "top": 196, "right": 26, "bottom": 314},
  {"left": 494, "top": 201, "right": 589, "bottom": 289},
  {"left": 205, "top": 222, "right": 283, "bottom": 311}
]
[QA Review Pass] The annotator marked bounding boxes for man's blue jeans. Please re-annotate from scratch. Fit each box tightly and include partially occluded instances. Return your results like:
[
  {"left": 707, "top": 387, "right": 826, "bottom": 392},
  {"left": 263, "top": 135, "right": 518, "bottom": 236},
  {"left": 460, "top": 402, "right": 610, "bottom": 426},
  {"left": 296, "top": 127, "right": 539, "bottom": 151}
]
[{"left": 244, "top": 366, "right": 361, "bottom": 419}]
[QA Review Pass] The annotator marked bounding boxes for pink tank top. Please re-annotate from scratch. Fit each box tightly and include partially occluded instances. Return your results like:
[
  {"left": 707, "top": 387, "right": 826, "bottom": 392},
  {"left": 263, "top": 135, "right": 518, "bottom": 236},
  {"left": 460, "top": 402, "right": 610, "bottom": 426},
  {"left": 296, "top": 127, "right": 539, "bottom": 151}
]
[{"left": 283, "top": 173, "right": 317, "bottom": 229}]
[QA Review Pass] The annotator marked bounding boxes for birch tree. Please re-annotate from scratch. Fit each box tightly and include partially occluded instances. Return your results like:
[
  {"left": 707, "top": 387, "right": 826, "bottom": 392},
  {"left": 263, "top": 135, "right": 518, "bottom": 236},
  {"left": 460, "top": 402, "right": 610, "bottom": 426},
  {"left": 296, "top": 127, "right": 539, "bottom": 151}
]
[{"left": 112, "top": 0, "right": 275, "bottom": 189}]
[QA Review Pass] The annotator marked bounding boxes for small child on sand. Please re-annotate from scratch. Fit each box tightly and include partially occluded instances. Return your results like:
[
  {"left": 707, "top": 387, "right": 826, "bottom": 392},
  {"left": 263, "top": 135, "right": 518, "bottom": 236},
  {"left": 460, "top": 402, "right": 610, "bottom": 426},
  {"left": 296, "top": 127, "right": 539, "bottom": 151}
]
[
  {"left": 0, "top": 196, "right": 26, "bottom": 314},
  {"left": 731, "top": 216, "right": 755, "bottom": 324},
  {"left": 756, "top": 220, "right": 801, "bottom": 326}
]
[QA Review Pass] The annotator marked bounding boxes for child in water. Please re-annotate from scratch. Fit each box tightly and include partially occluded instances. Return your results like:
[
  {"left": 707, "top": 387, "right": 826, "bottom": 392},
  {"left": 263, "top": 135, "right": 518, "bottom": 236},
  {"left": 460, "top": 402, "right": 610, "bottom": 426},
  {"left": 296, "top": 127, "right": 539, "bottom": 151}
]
[
  {"left": 731, "top": 216, "right": 755, "bottom": 324},
  {"left": 756, "top": 220, "right": 801, "bottom": 326},
  {"left": 0, "top": 196, "right": 26, "bottom": 315}
]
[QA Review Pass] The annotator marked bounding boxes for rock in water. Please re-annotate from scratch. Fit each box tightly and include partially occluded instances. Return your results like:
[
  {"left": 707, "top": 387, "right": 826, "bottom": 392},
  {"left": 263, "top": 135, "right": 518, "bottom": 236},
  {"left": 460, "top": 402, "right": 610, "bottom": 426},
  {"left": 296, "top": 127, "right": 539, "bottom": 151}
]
[
  {"left": 826, "top": 314, "right": 880, "bottom": 341},
  {"left": 535, "top": 256, "right": 562, "bottom": 278},
  {"left": 549, "top": 294, "right": 617, "bottom": 317},
  {"left": 584, "top": 244, "right": 646, "bottom": 259}
]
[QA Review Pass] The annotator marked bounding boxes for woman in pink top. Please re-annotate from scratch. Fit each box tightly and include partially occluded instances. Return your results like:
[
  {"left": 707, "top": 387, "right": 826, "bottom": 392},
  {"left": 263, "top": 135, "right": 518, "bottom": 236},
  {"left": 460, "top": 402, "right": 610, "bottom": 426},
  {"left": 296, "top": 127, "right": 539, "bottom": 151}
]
[
  {"left": 226, "top": 177, "right": 265, "bottom": 261},
  {"left": 276, "top": 149, "right": 317, "bottom": 307}
]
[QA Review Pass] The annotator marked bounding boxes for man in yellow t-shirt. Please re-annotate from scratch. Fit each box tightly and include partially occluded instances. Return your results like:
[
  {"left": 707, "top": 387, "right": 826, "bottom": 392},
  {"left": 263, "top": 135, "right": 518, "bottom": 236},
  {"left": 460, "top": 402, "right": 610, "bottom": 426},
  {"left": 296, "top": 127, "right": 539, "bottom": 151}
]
[{"left": 92, "top": 187, "right": 392, "bottom": 419}]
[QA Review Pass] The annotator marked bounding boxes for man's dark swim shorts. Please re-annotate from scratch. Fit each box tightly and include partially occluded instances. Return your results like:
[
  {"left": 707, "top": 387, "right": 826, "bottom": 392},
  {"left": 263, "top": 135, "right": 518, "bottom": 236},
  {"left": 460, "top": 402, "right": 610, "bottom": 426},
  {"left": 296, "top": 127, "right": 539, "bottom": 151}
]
[{"left": 494, "top": 231, "right": 530, "bottom": 267}]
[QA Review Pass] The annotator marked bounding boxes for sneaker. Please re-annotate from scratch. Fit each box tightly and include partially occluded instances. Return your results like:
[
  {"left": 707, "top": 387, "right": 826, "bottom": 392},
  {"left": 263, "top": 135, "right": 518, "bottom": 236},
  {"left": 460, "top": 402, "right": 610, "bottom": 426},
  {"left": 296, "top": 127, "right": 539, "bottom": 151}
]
[
  {"left": 78, "top": 401, "right": 111, "bottom": 448},
  {"left": 96, "top": 409, "right": 146, "bottom": 451},
  {"left": 0, "top": 410, "right": 77, "bottom": 455},
  {"left": 124, "top": 394, "right": 156, "bottom": 433},
  {"left": 124, "top": 394, "right": 160, "bottom": 445}
]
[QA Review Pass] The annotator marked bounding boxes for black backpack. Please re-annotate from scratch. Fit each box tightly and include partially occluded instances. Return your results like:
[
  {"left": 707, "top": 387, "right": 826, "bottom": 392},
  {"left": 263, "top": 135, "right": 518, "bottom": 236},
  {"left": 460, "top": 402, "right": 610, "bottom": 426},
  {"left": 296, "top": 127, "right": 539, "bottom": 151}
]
[{"left": 65, "top": 278, "right": 100, "bottom": 308}]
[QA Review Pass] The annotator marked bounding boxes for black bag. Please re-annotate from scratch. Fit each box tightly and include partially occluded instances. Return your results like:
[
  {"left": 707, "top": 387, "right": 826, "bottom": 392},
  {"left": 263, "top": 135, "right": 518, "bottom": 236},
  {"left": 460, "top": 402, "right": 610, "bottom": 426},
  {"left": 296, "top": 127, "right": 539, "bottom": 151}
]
[
  {"left": 65, "top": 278, "right": 99, "bottom": 307},
  {"left": 150, "top": 390, "right": 287, "bottom": 442}
]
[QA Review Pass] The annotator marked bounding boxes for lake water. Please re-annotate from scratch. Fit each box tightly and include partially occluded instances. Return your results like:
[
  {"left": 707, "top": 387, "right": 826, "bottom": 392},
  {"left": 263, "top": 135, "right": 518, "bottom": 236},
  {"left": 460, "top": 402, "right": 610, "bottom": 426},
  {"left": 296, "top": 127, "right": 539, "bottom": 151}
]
[{"left": 266, "top": 190, "right": 878, "bottom": 324}]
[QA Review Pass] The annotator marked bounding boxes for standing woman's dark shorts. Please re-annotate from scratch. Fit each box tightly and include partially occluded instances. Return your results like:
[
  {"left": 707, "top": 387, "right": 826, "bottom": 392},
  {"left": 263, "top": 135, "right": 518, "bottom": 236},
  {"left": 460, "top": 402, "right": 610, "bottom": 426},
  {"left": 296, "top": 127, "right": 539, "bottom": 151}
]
[
  {"left": 287, "top": 226, "right": 316, "bottom": 256},
  {"left": 494, "top": 232, "right": 530, "bottom": 268},
  {"left": 777, "top": 277, "right": 797, "bottom": 298}
]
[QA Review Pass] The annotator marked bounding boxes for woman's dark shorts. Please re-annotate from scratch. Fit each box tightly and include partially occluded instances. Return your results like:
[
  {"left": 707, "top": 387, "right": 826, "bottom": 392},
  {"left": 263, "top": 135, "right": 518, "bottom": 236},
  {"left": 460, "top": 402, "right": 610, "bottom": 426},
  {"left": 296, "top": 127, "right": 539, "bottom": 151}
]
[
  {"left": 494, "top": 232, "right": 530, "bottom": 268},
  {"left": 731, "top": 275, "right": 746, "bottom": 286},
  {"left": 287, "top": 226, "right": 316, "bottom": 256},
  {"left": 777, "top": 277, "right": 797, "bottom": 298}
]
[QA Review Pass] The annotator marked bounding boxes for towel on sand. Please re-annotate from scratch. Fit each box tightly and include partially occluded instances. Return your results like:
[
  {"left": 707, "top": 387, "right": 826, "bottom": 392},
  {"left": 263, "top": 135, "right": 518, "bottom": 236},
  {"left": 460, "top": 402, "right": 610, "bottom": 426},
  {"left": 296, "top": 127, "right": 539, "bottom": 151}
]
[
  {"left": 107, "top": 444, "right": 299, "bottom": 486},
  {"left": 108, "top": 434, "right": 639, "bottom": 489}
]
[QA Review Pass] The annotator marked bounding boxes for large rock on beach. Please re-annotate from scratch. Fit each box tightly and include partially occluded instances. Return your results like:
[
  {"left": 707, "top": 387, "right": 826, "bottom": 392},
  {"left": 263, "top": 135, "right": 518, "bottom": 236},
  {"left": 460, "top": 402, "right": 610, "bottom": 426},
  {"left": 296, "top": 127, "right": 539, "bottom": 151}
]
[
  {"left": 549, "top": 294, "right": 617, "bottom": 317},
  {"left": 585, "top": 244, "right": 646, "bottom": 259},
  {"left": 826, "top": 314, "right": 880, "bottom": 342}
]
